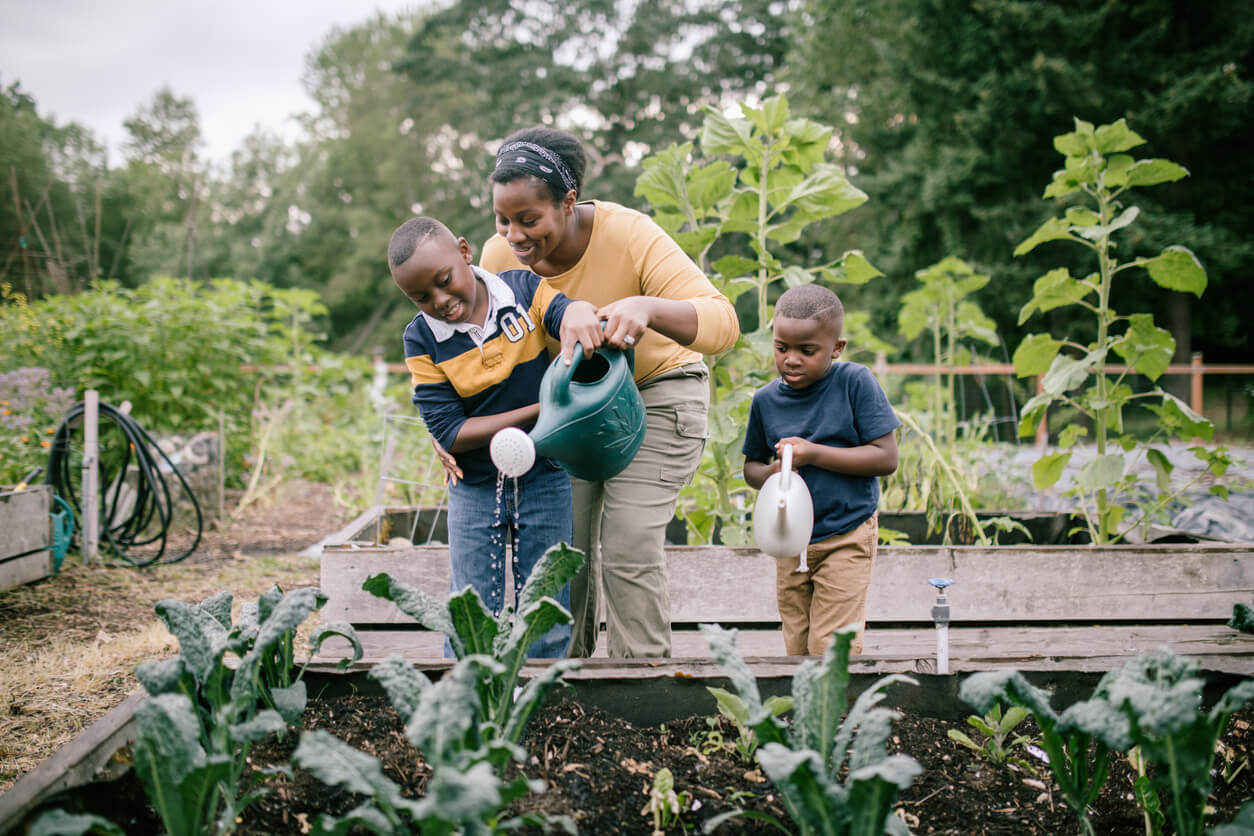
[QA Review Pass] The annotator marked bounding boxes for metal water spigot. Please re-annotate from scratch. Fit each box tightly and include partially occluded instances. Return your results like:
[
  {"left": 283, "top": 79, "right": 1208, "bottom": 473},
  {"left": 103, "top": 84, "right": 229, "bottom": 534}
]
[{"left": 928, "top": 578, "right": 955, "bottom": 674}]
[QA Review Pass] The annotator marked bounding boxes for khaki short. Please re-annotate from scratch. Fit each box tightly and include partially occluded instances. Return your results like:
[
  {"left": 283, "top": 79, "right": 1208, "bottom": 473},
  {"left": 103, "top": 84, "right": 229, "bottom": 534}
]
[{"left": 775, "top": 513, "right": 878, "bottom": 656}]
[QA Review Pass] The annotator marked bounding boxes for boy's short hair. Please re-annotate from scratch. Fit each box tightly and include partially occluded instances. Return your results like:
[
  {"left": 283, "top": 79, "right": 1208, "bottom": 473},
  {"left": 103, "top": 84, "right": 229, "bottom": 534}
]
[
  {"left": 388, "top": 216, "right": 455, "bottom": 268},
  {"left": 775, "top": 284, "right": 844, "bottom": 328}
]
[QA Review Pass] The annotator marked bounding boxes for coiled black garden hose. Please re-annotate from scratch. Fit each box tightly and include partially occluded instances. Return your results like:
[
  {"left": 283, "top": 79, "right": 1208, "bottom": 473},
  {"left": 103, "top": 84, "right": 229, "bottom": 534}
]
[{"left": 46, "top": 400, "right": 203, "bottom": 566}]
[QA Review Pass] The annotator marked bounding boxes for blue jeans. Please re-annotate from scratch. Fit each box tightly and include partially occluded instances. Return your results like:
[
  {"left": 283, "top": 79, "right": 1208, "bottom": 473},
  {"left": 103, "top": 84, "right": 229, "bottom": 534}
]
[{"left": 447, "top": 461, "right": 572, "bottom": 658}]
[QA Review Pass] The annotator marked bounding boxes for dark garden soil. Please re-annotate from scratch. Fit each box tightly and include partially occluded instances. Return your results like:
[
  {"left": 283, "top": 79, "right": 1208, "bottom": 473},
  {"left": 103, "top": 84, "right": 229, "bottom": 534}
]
[{"left": 223, "top": 693, "right": 1254, "bottom": 836}]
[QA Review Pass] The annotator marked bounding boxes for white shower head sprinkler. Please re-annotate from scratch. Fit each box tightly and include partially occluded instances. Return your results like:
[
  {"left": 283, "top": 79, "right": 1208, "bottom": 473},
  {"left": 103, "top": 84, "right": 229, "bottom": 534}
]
[{"left": 490, "top": 426, "right": 536, "bottom": 478}]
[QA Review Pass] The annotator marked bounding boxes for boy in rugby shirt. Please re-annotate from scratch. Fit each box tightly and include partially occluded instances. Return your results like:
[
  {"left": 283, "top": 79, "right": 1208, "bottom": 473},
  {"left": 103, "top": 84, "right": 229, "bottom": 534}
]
[{"left": 388, "top": 216, "right": 601, "bottom": 657}]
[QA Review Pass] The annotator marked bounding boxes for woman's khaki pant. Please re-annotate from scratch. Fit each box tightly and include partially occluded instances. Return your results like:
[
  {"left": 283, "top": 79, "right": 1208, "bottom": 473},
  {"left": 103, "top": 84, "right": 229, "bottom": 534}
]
[
  {"left": 775, "top": 513, "right": 878, "bottom": 656},
  {"left": 567, "top": 365, "right": 708, "bottom": 658}
]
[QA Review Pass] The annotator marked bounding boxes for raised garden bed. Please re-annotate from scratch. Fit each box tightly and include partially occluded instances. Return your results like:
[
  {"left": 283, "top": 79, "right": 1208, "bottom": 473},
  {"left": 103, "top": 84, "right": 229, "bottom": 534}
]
[
  {"left": 4, "top": 663, "right": 1252, "bottom": 836},
  {"left": 0, "top": 485, "right": 55, "bottom": 592}
]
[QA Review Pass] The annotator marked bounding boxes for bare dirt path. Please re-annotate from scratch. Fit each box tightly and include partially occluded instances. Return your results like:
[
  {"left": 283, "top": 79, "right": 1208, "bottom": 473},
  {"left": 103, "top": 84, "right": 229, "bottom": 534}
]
[{"left": 0, "top": 480, "right": 352, "bottom": 791}]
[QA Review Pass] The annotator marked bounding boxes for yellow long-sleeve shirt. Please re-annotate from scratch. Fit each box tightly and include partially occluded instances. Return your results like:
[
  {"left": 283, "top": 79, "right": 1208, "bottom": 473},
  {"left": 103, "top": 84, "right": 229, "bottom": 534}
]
[{"left": 480, "top": 200, "right": 739, "bottom": 384}]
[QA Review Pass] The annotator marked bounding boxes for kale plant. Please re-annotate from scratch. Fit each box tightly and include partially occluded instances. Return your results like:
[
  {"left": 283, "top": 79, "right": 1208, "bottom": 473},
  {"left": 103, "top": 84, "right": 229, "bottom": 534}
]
[
  {"left": 960, "top": 670, "right": 1129, "bottom": 836},
  {"left": 363, "top": 541, "right": 583, "bottom": 744},
  {"left": 1097, "top": 650, "right": 1254, "bottom": 836},
  {"left": 701, "top": 624, "right": 920, "bottom": 836},
  {"left": 129, "top": 586, "right": 362, "bottom": 834},
  {"left": 946, "top": 703, "right": 1037, "bottom": 771},
  {"left": 706, "top": 685, "right": 793, "bottom": 764},
  {"left": 292, "top": 655, "right": 572, "bottom": 835},
  {"left": 293, "top": 544, "right": 586, "bottom": 834}
]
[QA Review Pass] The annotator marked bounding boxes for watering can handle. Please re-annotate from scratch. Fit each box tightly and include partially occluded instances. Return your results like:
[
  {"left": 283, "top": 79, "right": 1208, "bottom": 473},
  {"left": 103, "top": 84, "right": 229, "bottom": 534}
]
[
  {"left": 546, "top": 343, "right": 585, "bottom": 407},
  {"left": 779, "top": 443, "right": 793, "bottom": 494}
]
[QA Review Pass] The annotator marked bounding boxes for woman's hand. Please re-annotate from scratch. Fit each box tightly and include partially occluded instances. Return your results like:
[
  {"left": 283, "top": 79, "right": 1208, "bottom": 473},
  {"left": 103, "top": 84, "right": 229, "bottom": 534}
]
[
  {"left": 430, "top": 436, "right": 463, "bottom": 486},
  {"left": 597, "top": 295, "right": 699, "bottom": 348},
  {"left": 559, "top": 300, "right": 603, "bottom": 365},
  {"left": 595, "top": 296, "right": 652, "bottom": 349}
]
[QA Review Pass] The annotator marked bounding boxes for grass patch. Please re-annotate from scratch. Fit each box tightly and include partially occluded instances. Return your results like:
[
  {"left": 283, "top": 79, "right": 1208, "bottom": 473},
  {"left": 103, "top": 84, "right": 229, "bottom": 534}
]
[{"left": 0, "top": 549, "right": 323, "bottom": 790}]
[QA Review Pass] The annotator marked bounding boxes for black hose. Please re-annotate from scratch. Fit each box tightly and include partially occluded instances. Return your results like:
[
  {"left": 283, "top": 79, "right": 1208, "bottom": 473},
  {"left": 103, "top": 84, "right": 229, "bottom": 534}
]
[{"left": 46, "top": 401, "right": 203, "bottom": 566}]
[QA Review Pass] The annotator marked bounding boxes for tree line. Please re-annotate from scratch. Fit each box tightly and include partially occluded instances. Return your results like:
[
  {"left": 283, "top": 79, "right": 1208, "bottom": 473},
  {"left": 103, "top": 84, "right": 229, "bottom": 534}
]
[{"left": 2, "top": 0, "right": 1250, "bottom": 363}]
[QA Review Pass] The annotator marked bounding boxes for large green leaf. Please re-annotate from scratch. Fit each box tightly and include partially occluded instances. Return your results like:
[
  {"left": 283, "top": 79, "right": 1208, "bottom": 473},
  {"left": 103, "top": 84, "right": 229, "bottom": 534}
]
[
  {"left": 744, "top": 95, "right": 790, "bottom": 136},
  {"left": 362, "top": 573, "right": 456, "bottom": 638},
  {"left": 29, "top": 809, "right": 126, "bottom": 836},
  {"left": 198, "top": 590, "right": 234, "bottom": 630},
  {"left": 1125, "top": 159, "right": 1188, "bottom": 188},
  {"left": 1014, "top": 216, "right": 1073, "bottom": 256},
  {"left": 293, "top": 729, "right": 423, "bottom": 816},
  {"left": 1012, "top": 333, "right": 1063, "bottom": 376},
  {"left": 1142, "top": 246, "right": 1207, "bottom": 297},
  {"left": 712, "top": 255, "right": 762, "bottom": 280},
  {"left": 1033, "top": 451, "right": 1070, "bottom": 490},
  {"left": 1073, "top": 206, "right": 1139, "bottom": 241},
  {"left": 447, "top": 587, "right": 499, "bottom": 658},
  {"left": 1093, "top": 119, "right": 1145, "bottom": 154},
  {"left": 1144, "top": 393, "right": 1214, "bottom": 442},
  {"left": 253, "top": 587, "right": 324, "bottom": 656},
  {"left": 409, "top": 761, "right": 504, "bottom": 827},
  {"left": 230, "top": 708, "right": 287, "bottom": 743},
  {"left": 154, "top": 600, "right": 229, "bottom": 684},
  {"left": 686, "top": 160, "right": 737, "bottom": 211},
  {"left": 959, "top": 671, "right": 1060, "bottom": 729},
  {"left": 1113, "top": 314, "right": 1174, "bottom": 381},
  {"left": 840, "top": 250, "right": 883, "bottom": 285},
  {"left": 368, "top": 655, "right": 430, "bottom": 720},
  {"left": 755, "top": 744, "right": 842, "bottom": 833},
  {"left": 134, "top": 657, "right": 189, "bottom": 697},
  {"left": 309, "top": 621, "right": 364, "bottom": 669},
  {"left": 780, "top": 164, "right": 867, "bottom": 218},
  {"left": 633, "top": 143, "right": 691, "bottom": 211},
  {"left": 701, "top": 109, "right": 755, "bottom": 157},
  {"left": 1041, "top": 352, "right": 1092, "bottom": 394},
  {"left": 406, "top": 656, "right": 499, "bottom": 763},
  {"left": 1074, "top": 453, "right": 1124, "bottom": 491},
  {"left": 845, "top": 756, "right": 924, "bottom": 836},
  {"left": 515, "top": 543, "right": 584, "bottom": 616},
  {"left": 268, "top": 683, "right": 308, "bottom": 726}
]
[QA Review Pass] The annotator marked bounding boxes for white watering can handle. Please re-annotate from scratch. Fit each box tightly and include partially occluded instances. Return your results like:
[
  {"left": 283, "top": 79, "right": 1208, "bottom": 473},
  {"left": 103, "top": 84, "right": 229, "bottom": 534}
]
[{"left": 778, "top": 443, "right": 793, "bottom": 501}]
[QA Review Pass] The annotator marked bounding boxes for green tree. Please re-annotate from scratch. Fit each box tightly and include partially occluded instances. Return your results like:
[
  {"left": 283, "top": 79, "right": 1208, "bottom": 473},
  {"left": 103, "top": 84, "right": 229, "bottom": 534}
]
[
  {"left": 117, "top": 87, "right": 209, "bottom": 283},
  {"left": 786, "top": 0, "right": 1254, "bottom": 363}
]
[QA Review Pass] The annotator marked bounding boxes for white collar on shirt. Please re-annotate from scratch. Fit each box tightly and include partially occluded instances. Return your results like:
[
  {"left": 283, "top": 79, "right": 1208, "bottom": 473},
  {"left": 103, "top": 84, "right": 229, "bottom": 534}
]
[{"left": 421, "top": 266, "right": 517, "bottom": 345}]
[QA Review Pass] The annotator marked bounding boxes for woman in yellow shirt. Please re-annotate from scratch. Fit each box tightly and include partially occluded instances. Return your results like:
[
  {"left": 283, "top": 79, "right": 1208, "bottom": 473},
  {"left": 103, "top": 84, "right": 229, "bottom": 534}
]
[{"left": 478, "top": 126, "right": 739, "bottom": 658}]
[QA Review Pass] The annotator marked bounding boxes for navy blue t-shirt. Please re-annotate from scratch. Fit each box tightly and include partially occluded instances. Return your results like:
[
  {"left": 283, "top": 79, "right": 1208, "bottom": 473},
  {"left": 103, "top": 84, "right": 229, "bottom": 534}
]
[{"left": 742, "top": 362, "right": 900, "bottom": 540}]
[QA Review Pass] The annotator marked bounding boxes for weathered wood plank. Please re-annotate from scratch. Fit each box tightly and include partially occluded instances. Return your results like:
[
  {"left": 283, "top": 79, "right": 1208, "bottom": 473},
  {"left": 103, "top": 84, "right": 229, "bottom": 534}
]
[
  {"left": 0, "top": 485, "right": 51, "bottom": 562},
  {"left": 313, "top": 624, "right": 1251, "bottom": 675},
  {"left": 320, "top": 543, "right": 1254, "bottom": 625},
  {"left": 0, "top": 690, "right": 143, "bottom": 828},
  {"left": 0, "top": 549, "right": 53, "bottom": 591}
]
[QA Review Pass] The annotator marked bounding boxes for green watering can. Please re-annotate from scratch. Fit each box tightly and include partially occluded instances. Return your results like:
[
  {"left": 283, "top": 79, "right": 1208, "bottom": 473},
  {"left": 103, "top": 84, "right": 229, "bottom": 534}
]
[{"left": 490, "top": 343, "right": 646, "bottom": 482}]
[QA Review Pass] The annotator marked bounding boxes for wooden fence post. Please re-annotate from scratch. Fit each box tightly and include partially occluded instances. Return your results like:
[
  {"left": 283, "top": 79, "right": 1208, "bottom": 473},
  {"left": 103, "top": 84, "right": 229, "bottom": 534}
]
[
  {"left": 1190, "top": 352, "right": 1204, "bottom": 415},
  {"left": 81, "top": 390, "right": 99, "bottom": 563}
]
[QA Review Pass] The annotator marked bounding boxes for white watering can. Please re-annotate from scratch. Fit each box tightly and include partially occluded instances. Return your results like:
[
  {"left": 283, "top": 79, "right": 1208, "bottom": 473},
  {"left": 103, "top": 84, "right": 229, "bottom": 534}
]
[{"left": 752, "top": 443, "right": 815, "bottom": 572}]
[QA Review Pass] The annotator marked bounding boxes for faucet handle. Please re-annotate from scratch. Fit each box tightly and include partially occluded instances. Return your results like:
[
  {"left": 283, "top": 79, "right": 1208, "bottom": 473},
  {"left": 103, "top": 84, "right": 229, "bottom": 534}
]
[{"left": 928, "top": 577, "right": 955, "bottom": 591}]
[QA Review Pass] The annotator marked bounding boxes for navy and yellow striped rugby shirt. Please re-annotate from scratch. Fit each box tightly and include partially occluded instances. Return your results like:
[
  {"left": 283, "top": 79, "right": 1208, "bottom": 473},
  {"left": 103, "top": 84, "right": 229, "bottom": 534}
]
[{"left": 403, "top": 267, "right": 570, "bottom": 485}]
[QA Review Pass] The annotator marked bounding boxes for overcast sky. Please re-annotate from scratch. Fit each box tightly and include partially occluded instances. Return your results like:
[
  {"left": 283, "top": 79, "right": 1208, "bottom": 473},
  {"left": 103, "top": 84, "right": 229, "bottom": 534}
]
[{"left": 1, "top": 0, "right": 425, "bottom": 165}]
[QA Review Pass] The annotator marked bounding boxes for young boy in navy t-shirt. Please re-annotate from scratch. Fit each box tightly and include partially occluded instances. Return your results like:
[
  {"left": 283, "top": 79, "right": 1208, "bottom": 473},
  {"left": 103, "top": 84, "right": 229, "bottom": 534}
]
[
  {"left": 742, "top": 284, "right": 900, "bottom": 656},
  {"left": 388, "top": 216, "right": 601, "bottom": 657}
]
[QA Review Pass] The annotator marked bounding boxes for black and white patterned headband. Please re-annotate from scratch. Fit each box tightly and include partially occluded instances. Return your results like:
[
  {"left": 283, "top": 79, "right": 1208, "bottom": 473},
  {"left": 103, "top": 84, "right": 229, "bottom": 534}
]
[{"left": 494, "top": 141, "right": 577, "bottom": 197}]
